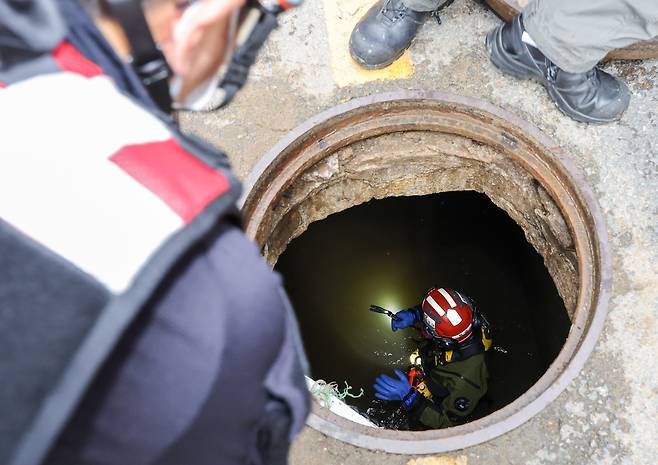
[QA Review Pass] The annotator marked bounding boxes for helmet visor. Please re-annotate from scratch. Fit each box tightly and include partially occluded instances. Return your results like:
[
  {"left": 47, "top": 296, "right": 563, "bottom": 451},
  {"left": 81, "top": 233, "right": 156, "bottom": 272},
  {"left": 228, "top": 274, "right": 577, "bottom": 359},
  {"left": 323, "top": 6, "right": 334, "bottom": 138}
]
[{"left": 422, "top": 312, "right": 440, "bottom": 339}]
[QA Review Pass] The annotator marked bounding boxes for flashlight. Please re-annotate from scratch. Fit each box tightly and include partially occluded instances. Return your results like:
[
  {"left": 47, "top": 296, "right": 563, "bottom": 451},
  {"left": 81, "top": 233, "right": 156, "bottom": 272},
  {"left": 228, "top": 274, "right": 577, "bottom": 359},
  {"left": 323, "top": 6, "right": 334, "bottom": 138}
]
[{"left": 369, "top": 305, "right": 402, "bottom": 321}]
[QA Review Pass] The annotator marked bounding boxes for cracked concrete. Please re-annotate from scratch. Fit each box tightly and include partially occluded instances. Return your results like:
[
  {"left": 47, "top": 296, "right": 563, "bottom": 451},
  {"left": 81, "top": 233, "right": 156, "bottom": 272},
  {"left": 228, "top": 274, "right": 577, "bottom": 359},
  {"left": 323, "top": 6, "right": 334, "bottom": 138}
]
[{"left": 179, "top": 0, "right": 658, "bottom": 463}]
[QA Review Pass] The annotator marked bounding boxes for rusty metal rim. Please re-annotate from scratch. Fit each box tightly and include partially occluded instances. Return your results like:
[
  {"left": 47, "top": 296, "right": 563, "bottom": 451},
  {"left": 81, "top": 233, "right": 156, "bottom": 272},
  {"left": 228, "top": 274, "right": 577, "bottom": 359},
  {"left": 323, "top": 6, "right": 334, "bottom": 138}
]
[{"left": 240, "top": 91, "right": 611, "bottom": 454}]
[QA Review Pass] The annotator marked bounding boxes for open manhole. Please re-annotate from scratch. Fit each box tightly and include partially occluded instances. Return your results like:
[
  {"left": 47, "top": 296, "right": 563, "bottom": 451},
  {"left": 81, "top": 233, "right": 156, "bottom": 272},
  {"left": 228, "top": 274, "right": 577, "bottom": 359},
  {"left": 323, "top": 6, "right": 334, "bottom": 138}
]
[
  {"left": 240, "top": 92, "right": 611, "bottom": 454},
  {"left": 275, "top": 191, "right": 572, "bottom": 430}
]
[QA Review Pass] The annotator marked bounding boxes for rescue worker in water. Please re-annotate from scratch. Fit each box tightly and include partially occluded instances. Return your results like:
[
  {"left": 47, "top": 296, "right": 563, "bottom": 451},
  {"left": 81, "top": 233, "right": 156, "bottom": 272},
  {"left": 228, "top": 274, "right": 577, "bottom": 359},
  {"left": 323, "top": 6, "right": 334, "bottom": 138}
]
[{"left": 373, "top": 287, "right": 492, "bottom": 429}]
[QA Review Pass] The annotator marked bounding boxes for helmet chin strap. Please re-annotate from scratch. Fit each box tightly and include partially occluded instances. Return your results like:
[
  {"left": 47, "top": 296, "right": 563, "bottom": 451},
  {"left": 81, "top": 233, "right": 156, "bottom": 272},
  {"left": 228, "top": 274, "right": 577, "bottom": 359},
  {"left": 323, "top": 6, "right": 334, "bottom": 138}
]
[
  {"left": 106, "top": 0, "right": 173, "bottom": 113},
  {"left": 105, "top": 0, "right": 285, "bottom": 114},
  {"left": 208, "top": 5, "right": 278, "bottom": 110}
]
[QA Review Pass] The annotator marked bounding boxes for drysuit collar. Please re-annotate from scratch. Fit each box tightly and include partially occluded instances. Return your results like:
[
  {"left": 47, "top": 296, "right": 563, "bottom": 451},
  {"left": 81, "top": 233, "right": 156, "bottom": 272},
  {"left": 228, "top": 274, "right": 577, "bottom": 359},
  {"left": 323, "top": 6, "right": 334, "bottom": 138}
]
[{"left": 451, "top": 333, "right": 483, "bottom": 356}]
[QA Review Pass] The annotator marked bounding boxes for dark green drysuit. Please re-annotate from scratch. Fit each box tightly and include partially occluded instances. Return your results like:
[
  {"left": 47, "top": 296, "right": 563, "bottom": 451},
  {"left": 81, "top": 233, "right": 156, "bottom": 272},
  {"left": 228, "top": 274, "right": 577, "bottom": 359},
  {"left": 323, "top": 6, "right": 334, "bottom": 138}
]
[{"left": 406, "top": 341, "right": 489, "bottom": 429}]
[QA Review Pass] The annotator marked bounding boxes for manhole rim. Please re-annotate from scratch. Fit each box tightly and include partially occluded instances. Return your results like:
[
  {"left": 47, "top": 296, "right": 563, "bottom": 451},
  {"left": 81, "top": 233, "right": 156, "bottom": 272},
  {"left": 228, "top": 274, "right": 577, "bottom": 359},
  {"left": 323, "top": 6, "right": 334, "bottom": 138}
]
[{"left": 240, "top": 91, "right": 611, "bottom": 454}]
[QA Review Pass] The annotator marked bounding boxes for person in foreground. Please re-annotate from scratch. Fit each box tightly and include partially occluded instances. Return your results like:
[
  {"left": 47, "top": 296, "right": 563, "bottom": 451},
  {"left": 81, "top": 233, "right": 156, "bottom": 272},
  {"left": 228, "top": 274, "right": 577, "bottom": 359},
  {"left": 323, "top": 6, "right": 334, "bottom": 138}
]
[{"left": 0, "top": 0, "right": 309, "bottom": 464}]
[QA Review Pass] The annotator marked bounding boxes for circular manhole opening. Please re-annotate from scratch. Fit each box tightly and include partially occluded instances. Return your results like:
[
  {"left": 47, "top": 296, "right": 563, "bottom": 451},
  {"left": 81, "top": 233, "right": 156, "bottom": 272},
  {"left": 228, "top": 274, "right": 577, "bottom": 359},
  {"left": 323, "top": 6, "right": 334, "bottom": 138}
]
[
  {"left": 275, "top": 190, "right": 573, "bottom": 430},
  {"left": 240, "top": 92, "right": 610, "bottom": 454}
]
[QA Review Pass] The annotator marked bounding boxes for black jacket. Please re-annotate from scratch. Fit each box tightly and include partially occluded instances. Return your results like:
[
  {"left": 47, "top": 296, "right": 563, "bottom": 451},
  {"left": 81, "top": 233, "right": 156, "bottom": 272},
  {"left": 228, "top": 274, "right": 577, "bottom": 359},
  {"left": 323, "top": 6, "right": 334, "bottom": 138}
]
[{"left": 0, "top": 2, "right": 309, "bottom": 464}]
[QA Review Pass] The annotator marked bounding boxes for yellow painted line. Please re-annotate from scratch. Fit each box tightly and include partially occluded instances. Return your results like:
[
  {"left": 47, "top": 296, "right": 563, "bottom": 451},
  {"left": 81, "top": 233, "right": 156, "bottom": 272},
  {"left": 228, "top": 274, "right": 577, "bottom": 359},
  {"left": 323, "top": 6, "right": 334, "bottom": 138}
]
[
  {"left": 406, "top": 455, "right": 468, "bottom": 465},
  {"left": 322, "top": 0, "right": 415, "bottom": 87}
]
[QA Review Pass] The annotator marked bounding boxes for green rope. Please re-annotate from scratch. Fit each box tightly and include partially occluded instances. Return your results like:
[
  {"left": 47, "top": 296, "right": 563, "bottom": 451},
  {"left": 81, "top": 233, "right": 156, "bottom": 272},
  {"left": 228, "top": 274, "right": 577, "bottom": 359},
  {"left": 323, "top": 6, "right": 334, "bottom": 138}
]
[{"left": 310, "top": 380, "right": 364, "bottom": 408}]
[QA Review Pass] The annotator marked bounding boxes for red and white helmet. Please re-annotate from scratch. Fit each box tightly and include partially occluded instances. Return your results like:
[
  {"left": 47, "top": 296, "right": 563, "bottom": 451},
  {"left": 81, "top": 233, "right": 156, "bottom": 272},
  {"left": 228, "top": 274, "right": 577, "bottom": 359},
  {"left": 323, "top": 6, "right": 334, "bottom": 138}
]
[{"left": 421, "top": 287, "right": 474, "bottom": 343}]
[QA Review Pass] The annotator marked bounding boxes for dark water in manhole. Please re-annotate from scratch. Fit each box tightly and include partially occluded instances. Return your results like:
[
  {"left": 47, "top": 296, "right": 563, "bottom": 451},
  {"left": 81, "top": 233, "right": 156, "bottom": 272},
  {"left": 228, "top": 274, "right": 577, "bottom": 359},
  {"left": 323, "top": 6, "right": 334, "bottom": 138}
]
[{"left": 275, "top": 191, "right": 571, "bottom": 428}]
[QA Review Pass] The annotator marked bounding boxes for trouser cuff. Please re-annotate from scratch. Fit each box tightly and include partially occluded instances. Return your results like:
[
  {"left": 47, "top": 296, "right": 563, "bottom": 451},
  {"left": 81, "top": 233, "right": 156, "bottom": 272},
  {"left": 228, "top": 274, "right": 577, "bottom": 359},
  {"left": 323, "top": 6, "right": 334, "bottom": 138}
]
[
  {"left": 403, "top": 0, "right": 451, "bottom": 13},
  {"left": 521, "top": 5, "right": 601, "bottom": 73}
]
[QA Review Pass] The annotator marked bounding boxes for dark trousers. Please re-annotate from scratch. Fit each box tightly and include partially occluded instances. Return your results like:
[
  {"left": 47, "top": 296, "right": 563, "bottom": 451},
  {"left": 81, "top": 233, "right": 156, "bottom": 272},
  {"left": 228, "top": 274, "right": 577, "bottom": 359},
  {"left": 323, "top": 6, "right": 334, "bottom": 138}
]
[{"left": 402, "top": 0, "right": 658, "bottom": 72}]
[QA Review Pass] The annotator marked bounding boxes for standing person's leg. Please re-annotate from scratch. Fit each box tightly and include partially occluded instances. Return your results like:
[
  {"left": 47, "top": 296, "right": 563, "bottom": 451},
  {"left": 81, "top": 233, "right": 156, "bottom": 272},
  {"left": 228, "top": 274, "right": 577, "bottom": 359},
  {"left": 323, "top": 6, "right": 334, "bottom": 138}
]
[
  {"left": 349, "top": 0, "right": 453, "bottom": 69},
  {"left": 403, "top": 0, "right": 449, "bottom": 12},
  {"left": 486, "top": 0, "right": 658, "bottom": 123},
  {"left": 523, "top": 0, "right": 658, "bottom": 73}
]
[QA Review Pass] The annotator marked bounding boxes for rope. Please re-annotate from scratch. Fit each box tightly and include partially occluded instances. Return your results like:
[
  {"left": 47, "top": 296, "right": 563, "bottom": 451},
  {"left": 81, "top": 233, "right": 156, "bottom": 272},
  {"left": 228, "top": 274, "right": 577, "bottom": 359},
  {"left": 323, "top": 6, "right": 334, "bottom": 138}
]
[{"left": 310, "top": 380, "right": 364, "bottom": 408}]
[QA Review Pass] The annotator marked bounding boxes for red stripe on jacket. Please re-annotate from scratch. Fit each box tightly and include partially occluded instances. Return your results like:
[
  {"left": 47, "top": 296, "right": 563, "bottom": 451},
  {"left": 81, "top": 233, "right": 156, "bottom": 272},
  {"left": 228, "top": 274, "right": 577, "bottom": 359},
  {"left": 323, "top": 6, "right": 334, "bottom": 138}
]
[
  {"left": 110, "top": 139, "right": 230, "bottom": 223},
  {"left": 52, "top": 42, "right": 103, "bottom": 78}
]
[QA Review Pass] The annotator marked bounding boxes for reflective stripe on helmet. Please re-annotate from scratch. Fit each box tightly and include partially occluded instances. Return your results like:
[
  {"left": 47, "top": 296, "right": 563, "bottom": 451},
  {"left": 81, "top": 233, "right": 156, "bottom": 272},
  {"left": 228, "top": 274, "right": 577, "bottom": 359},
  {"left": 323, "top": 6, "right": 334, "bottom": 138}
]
[
  {"left": 438, "top": 287, "right": 457, "bottom": 308},
  {"left": 452, "top": 323, "right": 473, "bottom": 341},
  {"left": 423, "top": 287, "right": 475, "bottom": 342},
  {"left": 425, "top": 295, "right": 446, "bottom": 316},
  {"left": 445, "top": 308, "right": 463, "bottom": 326},
  {"left": 454, "top": 290, "right": 469, "bottom": 306}
]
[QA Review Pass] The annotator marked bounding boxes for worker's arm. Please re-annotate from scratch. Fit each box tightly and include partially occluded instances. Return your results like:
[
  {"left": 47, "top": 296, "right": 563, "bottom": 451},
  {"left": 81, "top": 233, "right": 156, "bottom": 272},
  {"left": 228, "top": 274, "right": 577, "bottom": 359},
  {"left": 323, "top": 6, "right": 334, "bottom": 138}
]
[
  {"left": 404, "top": 394, "right": 456, "bottom": 429},
  {"left": 404, "top": 377, "right": 477, "bottom": 429},
  {"left": 407, "top": 357, "right": 488, "bottom": 429},
  {"left": 374, "top": 369, "right": 474, "bottom": 429}
]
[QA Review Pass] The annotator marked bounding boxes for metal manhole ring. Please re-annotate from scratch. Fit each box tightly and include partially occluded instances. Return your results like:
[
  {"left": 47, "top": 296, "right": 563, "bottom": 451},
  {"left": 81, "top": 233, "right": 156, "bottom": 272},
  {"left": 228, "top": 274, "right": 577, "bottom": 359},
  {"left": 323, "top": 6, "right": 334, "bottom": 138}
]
[{"left": 241, "top": 91, "right": 611, "bottom": 454}]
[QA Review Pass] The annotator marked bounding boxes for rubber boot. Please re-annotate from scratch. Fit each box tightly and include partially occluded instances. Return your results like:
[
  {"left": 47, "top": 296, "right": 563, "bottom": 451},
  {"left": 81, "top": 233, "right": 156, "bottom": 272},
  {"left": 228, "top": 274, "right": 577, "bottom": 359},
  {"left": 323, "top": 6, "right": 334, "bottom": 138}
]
[
  {"left": 349, "top": 0, "right": 429, "bottom": 69},
  {"left": 486, "top": 16, "right": 630, "bottom": 124}
]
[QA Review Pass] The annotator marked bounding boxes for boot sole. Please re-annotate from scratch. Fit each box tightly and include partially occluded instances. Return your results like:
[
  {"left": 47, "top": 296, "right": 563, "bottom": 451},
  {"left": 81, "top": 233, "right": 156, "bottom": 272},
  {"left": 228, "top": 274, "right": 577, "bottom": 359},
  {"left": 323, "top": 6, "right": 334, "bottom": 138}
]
[
  {"left": 485, "top": 28, "right": 627, "bottom": 125},
  {"left": 349, "top": 44, "right": 408, "bottom": 70},
  {"left": 349, "top": 31, "right": 419, "bottom": 71}
]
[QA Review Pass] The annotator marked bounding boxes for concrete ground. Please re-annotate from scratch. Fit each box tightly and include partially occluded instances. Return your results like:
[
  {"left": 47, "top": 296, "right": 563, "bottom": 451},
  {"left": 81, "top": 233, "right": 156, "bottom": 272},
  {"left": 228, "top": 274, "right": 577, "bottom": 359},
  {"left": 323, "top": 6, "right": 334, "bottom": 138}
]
[{"left": 180, "top": 1, "right": 658, "bottom": 464}]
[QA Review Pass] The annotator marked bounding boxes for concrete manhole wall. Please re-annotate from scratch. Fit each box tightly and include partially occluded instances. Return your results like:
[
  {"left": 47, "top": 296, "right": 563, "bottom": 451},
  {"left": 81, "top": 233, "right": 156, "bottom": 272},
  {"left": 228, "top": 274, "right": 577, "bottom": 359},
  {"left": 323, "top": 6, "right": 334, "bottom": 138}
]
[
  {"left": 258, "top": 130, "right": 579, "bottom": 317},
  {"left": 240, "top": 92, "right": 611, "bottom": 454}
]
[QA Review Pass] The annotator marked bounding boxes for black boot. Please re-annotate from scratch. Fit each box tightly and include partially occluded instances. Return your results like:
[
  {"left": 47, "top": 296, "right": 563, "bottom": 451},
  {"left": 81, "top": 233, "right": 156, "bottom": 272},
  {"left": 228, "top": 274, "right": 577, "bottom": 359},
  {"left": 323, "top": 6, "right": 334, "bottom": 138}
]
[
  {"left": 349, "top": 0, "right": 429, "bottom": 69},
  {"left": 486, "top": 16, "right": 630, "bottom": 124}
]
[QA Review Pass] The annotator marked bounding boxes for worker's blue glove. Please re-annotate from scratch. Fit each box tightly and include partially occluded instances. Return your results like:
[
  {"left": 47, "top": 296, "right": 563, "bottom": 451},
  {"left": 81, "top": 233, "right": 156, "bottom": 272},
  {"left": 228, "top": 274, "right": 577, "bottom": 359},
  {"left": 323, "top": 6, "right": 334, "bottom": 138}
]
[
  {"left": 374, "top": 369, "right": 417, "bottom": 408},
  {"left": 391, "top": 308, "right": 418, "bottom": 331}
]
